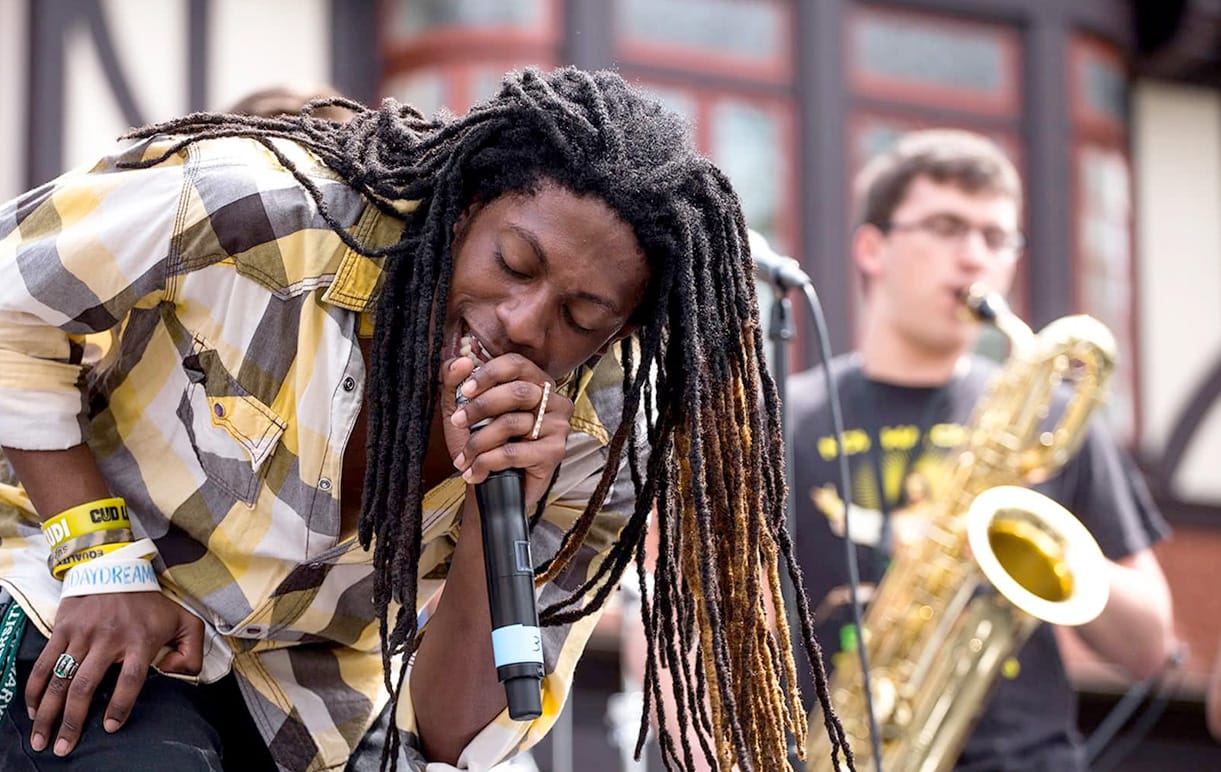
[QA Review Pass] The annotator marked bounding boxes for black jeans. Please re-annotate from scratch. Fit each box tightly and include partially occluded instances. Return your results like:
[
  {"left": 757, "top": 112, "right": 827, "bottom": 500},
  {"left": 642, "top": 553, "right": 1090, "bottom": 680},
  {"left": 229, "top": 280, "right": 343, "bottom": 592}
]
[{"left": 0, "top": 623, "right": 391, "bottom": 771}]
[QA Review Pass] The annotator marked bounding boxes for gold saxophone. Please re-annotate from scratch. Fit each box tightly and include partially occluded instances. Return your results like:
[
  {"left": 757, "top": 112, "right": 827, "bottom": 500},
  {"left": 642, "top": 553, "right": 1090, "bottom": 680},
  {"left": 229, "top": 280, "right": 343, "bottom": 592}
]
[{"left": 807, "top": 286, "right": 1115, "bottom": 772}]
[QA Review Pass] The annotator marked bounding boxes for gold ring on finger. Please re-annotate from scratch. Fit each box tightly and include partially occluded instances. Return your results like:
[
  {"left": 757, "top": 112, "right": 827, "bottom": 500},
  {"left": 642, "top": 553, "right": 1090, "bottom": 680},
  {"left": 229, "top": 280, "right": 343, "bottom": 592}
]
[{"left": 530, "top": 382, "right": 552, "bottom": 440}]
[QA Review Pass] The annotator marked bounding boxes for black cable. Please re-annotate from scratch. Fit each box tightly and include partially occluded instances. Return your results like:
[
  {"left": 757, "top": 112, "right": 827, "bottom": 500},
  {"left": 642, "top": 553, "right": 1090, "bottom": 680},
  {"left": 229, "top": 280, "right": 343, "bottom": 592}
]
[
  {"left": 800, "top": 280, "right": 885, "bottom": 770},
  {"left": 1086, "top": 645, "right": 1185, "bottom": 769}
]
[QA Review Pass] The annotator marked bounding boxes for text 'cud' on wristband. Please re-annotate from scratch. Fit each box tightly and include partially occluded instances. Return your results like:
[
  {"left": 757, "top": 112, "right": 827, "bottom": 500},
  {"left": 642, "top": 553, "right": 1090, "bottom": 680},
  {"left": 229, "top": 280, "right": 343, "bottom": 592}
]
[
  {"left": 60, "top": 539, "right": 161, "bottom": 599},
  {"left": 41, "top": 497, "right": 130, "bottom": 551}
]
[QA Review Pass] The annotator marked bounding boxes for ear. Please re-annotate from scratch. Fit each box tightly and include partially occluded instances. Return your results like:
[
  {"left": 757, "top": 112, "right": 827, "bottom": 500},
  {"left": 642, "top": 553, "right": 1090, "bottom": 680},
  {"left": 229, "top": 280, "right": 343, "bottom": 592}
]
[
  {"left": 451, "top": 200, "right": 484, "bottom": 243},
  {"left": 596, "top": 324, "right": 638, "bottom": 358},
  {"left": 852, "top": 223, "right": 886, "bottom": 285}
]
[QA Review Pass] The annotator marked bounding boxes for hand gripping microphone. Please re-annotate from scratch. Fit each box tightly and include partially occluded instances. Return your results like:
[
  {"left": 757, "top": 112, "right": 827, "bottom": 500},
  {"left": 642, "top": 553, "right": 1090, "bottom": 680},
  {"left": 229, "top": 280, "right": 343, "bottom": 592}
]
[{"left": 457, "top": 384, "right": 544, "bottom": 721}]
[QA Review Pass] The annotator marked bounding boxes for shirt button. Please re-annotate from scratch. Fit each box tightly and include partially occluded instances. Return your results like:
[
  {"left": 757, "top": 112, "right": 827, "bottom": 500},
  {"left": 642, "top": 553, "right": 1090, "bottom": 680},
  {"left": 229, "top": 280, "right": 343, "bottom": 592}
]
[
  {"left": 213, "top": 403, "right": 225, "bottom": 417},
  {"left": 319, "top": 478, "right": 333, "bottom": 491},
  {"left": 245, "top": 626, "right": 261, "bottom": 636},
  {"left": 342, "top": 376, "right": 357, "bottom": 392}
]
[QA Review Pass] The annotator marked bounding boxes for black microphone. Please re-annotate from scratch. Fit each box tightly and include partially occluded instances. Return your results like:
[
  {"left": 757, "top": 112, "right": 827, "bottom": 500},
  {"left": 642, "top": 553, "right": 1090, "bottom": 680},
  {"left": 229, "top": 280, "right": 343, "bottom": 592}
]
[
  {"left": 457, "top": 386, "right": 544, "bottom": 720},
  {"left": 748, "top": 229, "right": 812, "bottom": 290}
]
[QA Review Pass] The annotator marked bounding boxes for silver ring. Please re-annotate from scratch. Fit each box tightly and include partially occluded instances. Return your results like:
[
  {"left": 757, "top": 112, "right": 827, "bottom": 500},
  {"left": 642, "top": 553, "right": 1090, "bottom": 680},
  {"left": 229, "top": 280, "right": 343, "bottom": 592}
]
[{"left": 53, "top": 652, "right": 79, "bottom": 681}]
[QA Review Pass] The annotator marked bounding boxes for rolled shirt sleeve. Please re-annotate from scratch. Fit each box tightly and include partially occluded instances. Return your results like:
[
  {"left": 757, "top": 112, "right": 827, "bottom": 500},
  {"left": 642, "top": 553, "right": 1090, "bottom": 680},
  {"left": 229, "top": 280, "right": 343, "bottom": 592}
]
[{"left": 0, "top": 142, "right": 184, "bottom": 449}]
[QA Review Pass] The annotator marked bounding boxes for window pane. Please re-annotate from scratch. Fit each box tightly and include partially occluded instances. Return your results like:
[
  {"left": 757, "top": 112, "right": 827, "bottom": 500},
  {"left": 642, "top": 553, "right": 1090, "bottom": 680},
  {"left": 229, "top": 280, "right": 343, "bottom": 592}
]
[
  {"left": 711, "top": 99, "right": 782, "bottom": 248},
  {"left": 849, "top": 8, "right": 1018, "bottom": 113},
  {"left": 618, "top": 0, "right": 783, "bottom": 61},
  {"left": 856, "top": 17, "right": 1003, "bottom": 92},
  {"left": 391, "top": 0, "right": 544, "bottom": 38},
  {"left": 1077, "top": 144, "right": 1135, "bottom": 442},
  {"left": 1082, "top": 59, "right": 1125, "bottom": 123}
]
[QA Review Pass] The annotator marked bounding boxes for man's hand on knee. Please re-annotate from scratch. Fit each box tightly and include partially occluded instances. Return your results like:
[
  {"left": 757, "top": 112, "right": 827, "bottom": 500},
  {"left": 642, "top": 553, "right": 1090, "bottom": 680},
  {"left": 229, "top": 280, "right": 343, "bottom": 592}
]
[{"left": 24, "top": 592, "right": 204, "bottom": 757}]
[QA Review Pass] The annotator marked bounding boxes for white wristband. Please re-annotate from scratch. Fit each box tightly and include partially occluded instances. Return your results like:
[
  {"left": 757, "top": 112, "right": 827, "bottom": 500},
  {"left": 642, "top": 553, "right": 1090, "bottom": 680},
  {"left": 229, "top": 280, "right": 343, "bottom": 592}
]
[{"left": 61, "top": 538, "right": 161, "bottom": 598}]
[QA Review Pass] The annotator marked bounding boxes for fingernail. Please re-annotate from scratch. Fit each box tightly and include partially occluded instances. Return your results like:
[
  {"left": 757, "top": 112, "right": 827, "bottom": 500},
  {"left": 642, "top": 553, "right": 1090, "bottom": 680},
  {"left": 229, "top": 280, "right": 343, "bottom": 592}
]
[
  {"left": 27, "top": 707, "right": 34, "bottom": 720},
  {"left": 451, "top": 409, "right": 468, "bottom": 428},
  {"left": 453, "top": 453, "right": 465, "bottom": 470},
  {"left": 462, "top": 468, "right": 474, "bottom": 483},
  {"left": 461, "top": 378, "right": 477, "bottom": 396},
  {"left": 104, "top": 718, "right": 121, "bottom": 733},
  {"left": 54, "top": 738, "right": 70, "bottom": 757},
  {"left": 31, "top": 732, "right": 45, "bottom": 752}
]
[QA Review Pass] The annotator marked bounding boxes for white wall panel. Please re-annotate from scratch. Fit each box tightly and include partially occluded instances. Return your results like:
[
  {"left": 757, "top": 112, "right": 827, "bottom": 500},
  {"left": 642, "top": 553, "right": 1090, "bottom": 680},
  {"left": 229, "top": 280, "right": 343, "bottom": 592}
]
[
  {"left": 0, "top": 0, "right": 28, "bottom": 202},
  {"left": 64, "top": 23, "right": 136, "bottom": 172},
  {"left": 101, "top": 0, "right": 189, "bottom": 123},
  {"left": 209, "top": 0, "right": 331, "bottom": 111},
  {"left": 1132, "top": 81, "right": 1221, "bottom": 501}
]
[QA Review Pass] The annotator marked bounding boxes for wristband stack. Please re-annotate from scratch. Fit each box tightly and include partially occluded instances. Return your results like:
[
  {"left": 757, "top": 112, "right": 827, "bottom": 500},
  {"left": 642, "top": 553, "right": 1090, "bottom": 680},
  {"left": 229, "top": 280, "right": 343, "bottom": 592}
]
[{"left": 40, "top": 497, "right": 160, "bottom": 595}]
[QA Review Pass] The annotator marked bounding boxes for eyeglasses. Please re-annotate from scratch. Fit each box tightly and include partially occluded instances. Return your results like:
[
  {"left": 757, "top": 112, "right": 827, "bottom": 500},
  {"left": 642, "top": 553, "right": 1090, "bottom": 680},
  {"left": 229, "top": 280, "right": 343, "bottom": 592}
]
[{"left": 882, "top": 213, "right": 1025, "bottom": 255}]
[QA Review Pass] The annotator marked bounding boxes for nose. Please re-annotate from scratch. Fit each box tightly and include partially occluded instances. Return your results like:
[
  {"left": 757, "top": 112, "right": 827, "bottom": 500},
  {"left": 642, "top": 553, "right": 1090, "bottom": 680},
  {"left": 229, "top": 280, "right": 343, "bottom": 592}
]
[
  {"left": 956, "top": 228, "right": 992, "bottom": 269},
  {"left": 498, "top": 287, "right": 550, "bottom": 356}
]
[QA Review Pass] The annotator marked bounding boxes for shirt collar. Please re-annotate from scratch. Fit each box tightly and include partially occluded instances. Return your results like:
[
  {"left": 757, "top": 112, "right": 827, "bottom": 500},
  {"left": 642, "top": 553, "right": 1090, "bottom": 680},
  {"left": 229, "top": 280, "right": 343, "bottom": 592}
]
[{"left": 321, "top": 199, "right": 419, "bottom": 312}]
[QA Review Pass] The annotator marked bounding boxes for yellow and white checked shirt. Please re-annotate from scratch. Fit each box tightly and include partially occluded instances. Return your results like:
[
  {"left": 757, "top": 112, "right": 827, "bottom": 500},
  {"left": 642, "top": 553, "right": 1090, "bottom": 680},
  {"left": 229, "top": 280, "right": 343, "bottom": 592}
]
[{"left": 0, "top": 135, "right": 638, "bottom": 771}]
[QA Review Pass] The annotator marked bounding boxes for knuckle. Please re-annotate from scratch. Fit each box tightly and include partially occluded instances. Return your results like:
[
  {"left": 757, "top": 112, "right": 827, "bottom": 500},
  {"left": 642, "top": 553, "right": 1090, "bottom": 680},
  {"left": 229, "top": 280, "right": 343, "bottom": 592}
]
[
  {"left": 59, "top": 714, "right": 82, "bottom": 735},
  {"left": 117, "top": 668, "right": 146, "bottom": 689},
  {"left": 511, "top": 381, "right": 534, "bottom": 401},
  {"left": 45, "top": 676, "right": 69, "bottom": 697},
  {"left": 68, "top": 673, "right": 95, "bottom": 697}
]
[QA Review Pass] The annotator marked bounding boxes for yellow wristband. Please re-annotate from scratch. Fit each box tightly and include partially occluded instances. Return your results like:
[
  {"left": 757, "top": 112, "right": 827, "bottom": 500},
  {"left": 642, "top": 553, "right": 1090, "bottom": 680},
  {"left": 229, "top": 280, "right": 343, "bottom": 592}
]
[
  {"left": 51, "top": 541, "right": 134, "bottom": 580},
  {"left": 41, "top": 497, "right": 130, "bottom": 551}
]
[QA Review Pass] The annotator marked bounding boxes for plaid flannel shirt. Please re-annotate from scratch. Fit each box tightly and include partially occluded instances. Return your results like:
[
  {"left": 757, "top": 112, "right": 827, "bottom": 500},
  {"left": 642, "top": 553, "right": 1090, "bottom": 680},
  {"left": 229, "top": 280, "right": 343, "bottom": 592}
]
[{"left": 0, "top": 135, "right": 637, "bottom": 771}]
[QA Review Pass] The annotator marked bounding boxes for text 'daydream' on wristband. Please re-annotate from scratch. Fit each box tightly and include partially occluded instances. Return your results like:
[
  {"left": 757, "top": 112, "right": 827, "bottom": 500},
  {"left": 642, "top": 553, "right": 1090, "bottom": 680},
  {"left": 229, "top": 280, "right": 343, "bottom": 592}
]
[{"left": 60, "top": 539, "right": 161, "bottom": 598}]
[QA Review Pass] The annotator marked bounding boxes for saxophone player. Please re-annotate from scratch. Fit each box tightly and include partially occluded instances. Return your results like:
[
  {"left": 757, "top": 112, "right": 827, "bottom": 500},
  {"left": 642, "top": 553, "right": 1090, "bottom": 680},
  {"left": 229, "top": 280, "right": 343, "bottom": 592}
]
[{"left": 789, "top": 129, "right": 1176, "bottom": 771}]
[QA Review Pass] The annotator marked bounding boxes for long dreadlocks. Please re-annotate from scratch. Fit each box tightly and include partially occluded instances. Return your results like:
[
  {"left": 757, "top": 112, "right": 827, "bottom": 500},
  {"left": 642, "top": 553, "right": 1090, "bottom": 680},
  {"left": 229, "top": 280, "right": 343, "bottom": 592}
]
[{"left": 124, "top": 66, "right": 851, "bottom": 771}]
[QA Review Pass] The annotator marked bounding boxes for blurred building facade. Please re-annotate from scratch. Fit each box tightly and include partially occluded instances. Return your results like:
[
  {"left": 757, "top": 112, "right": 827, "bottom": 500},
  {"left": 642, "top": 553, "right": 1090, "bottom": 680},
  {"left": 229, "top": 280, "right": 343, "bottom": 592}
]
[{"left": 1, "top": 0, "right": 1219, "bottom": 767}]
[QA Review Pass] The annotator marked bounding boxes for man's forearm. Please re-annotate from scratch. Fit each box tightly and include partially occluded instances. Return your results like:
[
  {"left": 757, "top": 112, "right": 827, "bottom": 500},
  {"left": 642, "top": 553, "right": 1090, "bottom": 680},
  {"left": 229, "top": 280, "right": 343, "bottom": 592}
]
[
  {"left": 1076, "top": 551, "right": 1176, "bottom": 681},
  {"left": 4, "top": 445, "right": 112, "bottom": 520},
  {"left": 409, "top": 493, "right": 508, "bottom": 763}
]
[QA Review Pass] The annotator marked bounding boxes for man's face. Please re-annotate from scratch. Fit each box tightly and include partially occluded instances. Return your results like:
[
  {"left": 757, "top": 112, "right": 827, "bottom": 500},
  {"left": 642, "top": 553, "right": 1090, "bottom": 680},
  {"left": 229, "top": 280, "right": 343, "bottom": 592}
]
[
  {"left": 444, "top": 181, "right": 650, "bottom": 379},
  {"left": 856, "top": 175, "right": 1021, "bottom": 356}
]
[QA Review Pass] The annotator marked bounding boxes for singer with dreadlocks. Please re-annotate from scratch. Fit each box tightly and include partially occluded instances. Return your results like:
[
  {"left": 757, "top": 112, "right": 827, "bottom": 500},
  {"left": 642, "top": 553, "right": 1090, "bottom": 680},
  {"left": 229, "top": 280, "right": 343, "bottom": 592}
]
[{"left": 0, "top": 67, "right": 849, "bottom": 771}]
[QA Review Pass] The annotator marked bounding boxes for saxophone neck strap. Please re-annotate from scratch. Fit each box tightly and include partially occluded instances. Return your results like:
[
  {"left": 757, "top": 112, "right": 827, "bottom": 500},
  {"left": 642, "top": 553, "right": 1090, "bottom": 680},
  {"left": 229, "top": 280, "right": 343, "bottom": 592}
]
[{"left": 853, "top": 371, "right": 953, "bottom": 567}]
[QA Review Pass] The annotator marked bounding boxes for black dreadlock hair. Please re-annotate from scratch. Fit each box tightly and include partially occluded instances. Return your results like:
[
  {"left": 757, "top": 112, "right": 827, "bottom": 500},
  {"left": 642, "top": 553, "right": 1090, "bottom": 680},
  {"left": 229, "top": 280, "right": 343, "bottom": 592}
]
[{"left": 124, "top": 67, "right": 852, "bottom": 772}]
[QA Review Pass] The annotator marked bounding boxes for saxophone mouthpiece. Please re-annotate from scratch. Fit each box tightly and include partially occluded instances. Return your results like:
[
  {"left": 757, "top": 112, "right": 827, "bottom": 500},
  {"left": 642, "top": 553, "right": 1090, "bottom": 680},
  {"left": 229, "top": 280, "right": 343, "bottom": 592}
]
[{"left": 962, "top": 284, "right": 1008, "bottom": 324}]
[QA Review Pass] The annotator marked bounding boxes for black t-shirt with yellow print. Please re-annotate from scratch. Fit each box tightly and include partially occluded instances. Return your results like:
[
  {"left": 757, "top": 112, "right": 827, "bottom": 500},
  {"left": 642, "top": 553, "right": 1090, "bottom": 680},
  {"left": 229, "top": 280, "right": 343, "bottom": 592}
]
[{"left": 788, "top": 354, "right": 1169, "bottom": 772}]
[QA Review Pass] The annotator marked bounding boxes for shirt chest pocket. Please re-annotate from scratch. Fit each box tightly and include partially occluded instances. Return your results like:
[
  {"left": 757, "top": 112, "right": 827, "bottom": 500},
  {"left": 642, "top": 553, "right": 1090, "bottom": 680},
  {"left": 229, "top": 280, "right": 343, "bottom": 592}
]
[{"left": 178, "top": 347, "right": 287, "bottom": 504}]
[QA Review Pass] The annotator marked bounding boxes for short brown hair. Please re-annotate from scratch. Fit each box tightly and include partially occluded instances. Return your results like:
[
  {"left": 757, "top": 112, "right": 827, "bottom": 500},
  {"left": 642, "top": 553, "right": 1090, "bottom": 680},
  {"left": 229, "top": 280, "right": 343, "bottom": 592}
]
[{"left": 853, "top": 128, "right": 1022, "bottom": 228}]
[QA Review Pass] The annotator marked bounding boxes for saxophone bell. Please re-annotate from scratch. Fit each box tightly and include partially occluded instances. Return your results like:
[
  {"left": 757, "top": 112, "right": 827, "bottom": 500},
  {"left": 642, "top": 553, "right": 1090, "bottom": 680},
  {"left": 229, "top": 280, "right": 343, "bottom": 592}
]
[{"left": 967, "top": 485, "right": 1109, "bottom": 628}]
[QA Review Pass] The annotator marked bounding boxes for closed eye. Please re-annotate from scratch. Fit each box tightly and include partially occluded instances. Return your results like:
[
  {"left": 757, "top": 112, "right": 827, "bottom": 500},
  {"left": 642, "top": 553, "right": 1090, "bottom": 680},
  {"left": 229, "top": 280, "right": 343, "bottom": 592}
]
[
  {"left": 495, "top": 248, "right": 530, "bottom": 280},
  {"left": 564, "top": 308, "right": 595, "bottom": 336}
]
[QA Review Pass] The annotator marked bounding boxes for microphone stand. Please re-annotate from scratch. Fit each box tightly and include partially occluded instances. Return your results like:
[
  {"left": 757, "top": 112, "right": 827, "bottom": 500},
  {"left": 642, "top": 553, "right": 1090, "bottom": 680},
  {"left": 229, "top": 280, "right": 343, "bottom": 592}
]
[
  {"left": 765, "top": 282, "right": 801, "bottom": 646},
  {"left": 759, "top": 269, "right": 803, "bottom": 768},
  {"left": 751, "top": 230, "right": 886, "bottom": 767}
]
